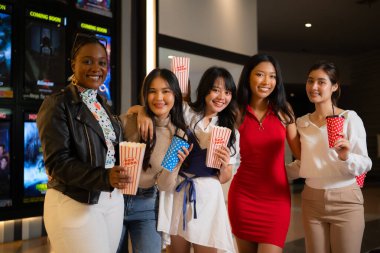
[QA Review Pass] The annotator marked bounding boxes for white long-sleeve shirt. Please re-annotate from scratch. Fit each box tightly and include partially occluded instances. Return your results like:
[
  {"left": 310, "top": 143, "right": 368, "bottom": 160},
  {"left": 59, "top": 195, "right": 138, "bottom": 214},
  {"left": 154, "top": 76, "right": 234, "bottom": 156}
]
[{"left": 297, "top": 110, "right": 372, "bottom": 189}]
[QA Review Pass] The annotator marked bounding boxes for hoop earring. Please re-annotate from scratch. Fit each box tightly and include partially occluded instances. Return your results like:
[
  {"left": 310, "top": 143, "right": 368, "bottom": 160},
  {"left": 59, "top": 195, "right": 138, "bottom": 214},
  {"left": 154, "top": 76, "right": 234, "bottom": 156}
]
[{"left": 72, "top": 75, "right": 78, "bottom": 86}]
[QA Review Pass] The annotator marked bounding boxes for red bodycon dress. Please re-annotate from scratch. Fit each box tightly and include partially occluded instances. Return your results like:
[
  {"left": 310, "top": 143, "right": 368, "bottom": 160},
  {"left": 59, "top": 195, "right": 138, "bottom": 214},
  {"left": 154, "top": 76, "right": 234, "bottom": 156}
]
[{"left": 228, "top": 106, "right": 291, "bottom": 248}]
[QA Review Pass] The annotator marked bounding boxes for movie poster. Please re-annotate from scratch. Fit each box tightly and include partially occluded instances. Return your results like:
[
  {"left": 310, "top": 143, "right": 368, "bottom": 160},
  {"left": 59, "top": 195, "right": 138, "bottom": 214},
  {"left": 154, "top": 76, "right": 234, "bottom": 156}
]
[
  {"left": 76, "top": 0, "right": 112, "bottom": 18},
  {"left": 96, "top": 33, "right": 112, "bottom": 105},
  {"left": 0, "top": 108, "right": 12, "bottom": 207},
  {"left": 23, "top": 113, "right": 48, "bottom": 203},
  {"left": 24, "top": 12, "right": 66, "bottom": 100},
  {"left": 0, "top": 11, "right": 13, "bottom": 98}
]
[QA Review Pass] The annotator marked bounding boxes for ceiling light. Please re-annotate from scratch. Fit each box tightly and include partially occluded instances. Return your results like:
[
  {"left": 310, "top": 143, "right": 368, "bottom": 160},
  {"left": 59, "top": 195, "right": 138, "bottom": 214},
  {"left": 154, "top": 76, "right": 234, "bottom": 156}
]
[{"left": 305, "top": 23, "right": 312, "bottom": 28}]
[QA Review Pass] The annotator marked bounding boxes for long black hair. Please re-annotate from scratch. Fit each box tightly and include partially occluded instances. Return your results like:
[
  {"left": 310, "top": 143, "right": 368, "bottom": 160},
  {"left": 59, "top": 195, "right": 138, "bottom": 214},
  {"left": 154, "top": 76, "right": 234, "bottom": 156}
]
[
  {"left": 237, "top": 54, "right": 295, "bottom": 124},
  {"left": 190, "top": 66, "right": 238, "bottom": 156},
  {"left": 140, "top": 68, "right": 188, "bottom": 170},
  {"left": 307, "top": 61, "right": 341, "bottom": 106}
]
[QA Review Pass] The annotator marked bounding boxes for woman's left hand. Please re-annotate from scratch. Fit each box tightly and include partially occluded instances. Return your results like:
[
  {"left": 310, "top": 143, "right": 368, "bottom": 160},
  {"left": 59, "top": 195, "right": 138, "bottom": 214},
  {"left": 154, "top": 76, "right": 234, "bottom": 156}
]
[
  {"left": 109, "top": 165, "right": 132, "bottom": 189},
  {"left": 215, "top": 146, "right": 230, "bottom": 170},
  {"left": 177, "top": 144, "right": 193, "bottom": 163},
  {"left": 334, "top": 133, "right": 350, "bottom": 161}
]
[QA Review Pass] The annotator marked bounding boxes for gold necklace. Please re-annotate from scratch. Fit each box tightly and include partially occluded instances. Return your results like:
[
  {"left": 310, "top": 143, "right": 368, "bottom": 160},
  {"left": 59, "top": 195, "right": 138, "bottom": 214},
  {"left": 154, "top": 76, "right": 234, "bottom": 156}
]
[
  {"left": 258, "top": 112, "right": 268, "bottom": 131},
  {"left": 253, "top": 109, "right": 268, "bottom": 131},
  {"left": 250, "top": 101, "right": 269, "bottom": 131}
]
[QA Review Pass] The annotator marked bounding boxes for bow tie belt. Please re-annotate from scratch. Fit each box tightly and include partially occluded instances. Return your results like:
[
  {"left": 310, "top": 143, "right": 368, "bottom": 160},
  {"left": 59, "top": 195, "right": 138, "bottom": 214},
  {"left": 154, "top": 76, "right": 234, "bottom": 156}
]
[{"left": 175, "top": 172, "right": 198, "bottom": 230}]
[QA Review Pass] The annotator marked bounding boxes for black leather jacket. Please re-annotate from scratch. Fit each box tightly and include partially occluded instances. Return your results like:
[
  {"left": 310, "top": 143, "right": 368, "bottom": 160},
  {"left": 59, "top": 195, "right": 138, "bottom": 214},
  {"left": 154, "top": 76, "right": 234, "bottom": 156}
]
[{"left": 37, "top": 84, "right": 123, "bottom": 204}]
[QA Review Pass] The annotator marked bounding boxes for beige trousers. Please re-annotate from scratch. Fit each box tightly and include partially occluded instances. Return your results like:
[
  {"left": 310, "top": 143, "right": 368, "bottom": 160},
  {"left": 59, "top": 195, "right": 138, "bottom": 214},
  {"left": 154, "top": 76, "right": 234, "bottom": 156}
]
[{"left": 301, "top": 183, "right": 364, "bottom": 253}]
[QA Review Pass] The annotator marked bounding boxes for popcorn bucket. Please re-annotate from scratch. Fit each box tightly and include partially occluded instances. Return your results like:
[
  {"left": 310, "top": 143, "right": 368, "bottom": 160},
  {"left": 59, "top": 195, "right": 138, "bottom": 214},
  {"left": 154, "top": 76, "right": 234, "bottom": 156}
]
[
  {"left": 161, "top": 135, "right": 190, "bottom": 172},
  {"left": 171, "top": 56, "right": 190, "bottom": 96},
  {"left": 206, "top": 126, "right": 232, "bottom": 169},
  {"left": 326, "top": 115, "right": 345, "bottom": 148},
  {"left": 119, "top": 142, "right": 146, "bottom": 195}
]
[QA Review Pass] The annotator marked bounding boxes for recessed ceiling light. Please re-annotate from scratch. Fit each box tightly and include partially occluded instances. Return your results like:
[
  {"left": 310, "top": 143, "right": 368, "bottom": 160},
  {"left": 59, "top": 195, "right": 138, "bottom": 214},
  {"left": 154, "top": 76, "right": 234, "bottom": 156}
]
[
  {"left": 168, "top": 55, "right": 174, "bottom": 59},
  {"left": 305, "top": 23, "right": 312, "bottom": 28}
]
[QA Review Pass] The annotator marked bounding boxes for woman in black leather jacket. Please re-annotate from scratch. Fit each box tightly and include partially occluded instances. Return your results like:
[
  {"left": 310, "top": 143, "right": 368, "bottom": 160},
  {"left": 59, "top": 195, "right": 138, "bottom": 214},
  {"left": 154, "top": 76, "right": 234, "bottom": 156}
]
[{"left": 37, "top": 33, "right": 129, "bottom": 253}]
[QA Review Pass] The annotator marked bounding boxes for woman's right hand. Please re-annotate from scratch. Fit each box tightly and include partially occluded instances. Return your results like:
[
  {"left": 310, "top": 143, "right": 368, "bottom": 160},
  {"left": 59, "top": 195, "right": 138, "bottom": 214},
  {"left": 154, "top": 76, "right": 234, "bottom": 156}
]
[
  {"left": 136, "top": 107, "right": 154, "bottom": 141},
  {"left": 108, "top": 165, "right": 132, "bottom": 189}
]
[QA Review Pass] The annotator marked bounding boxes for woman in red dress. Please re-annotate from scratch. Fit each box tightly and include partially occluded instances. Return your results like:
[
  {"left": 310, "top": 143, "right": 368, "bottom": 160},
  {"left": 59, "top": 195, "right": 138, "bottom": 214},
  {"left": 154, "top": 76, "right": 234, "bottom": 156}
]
[{"left": 228, "top": 54, "right": 300, "bottom": 253}]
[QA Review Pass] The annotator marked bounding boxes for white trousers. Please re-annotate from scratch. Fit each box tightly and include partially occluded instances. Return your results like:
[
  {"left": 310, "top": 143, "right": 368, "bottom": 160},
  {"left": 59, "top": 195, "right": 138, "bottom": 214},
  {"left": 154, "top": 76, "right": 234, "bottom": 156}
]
[{"left": 44, "top": 188, "right": 124, "bottom": 253}]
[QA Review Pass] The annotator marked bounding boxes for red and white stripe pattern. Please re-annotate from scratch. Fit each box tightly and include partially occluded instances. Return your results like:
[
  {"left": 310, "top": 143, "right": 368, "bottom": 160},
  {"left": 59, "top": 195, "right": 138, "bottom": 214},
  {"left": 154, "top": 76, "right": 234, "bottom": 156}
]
[
  {"left": 206, "top": 126, "right": 232, "bottom": 169},
  {"left": 171, "top": 56, "right": 190, "bottom": 95},
  {"left": 119, "top": 142, "right": 146, "bottom": 195}
]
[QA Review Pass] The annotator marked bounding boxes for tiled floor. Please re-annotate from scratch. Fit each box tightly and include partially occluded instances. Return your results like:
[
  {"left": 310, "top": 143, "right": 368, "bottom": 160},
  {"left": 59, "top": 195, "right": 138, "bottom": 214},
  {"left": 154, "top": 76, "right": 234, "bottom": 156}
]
[{"left": 1, "top": 182, "right": 380, "bottom": 253}]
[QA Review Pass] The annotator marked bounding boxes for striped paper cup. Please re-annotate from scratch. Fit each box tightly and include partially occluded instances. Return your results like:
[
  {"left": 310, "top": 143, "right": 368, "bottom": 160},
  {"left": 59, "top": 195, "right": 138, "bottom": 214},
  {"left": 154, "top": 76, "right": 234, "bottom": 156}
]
[
  {"left": 119, "top": 142, "right": 146, "bottom": 195},
  {"left": 171, "top": 56, "right": 190, "bottom": 96},
  {"left": 206, "top": 126, "right": 232, "bottom": 169}
]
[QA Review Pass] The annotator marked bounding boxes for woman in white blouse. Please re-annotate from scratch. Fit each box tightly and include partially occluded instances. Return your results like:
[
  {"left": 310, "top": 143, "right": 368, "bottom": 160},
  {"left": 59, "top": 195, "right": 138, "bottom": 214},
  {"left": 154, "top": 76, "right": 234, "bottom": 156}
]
[
  {"left": 133, "top": 67, "right": 239, "bottom": 253},
  {"left": 288, "top": 61, "right": 372, "bottom": 253}
]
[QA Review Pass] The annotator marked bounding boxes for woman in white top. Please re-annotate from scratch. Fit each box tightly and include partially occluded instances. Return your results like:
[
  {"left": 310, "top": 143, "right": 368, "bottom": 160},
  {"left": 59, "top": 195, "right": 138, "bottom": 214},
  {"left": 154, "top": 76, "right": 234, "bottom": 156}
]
[
  {"left": 136, "top": 67, "right": 239, "bottom": 253},
  {"left": 288, "top": 61, "right": 372, "bottom": 253},
  {"left": 164, "top": 67, "right": 239, "bottom": 253}
]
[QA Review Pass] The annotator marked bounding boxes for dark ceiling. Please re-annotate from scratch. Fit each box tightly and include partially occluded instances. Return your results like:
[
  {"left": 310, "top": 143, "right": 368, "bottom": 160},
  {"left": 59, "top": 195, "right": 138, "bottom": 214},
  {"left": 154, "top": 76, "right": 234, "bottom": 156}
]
[{"left": 257, "top": 0, "right": 380, "bottom": 56}]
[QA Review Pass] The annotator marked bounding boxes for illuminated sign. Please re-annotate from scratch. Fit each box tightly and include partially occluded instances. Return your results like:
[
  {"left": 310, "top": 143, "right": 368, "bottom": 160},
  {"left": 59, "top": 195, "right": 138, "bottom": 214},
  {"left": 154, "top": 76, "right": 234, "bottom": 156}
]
[
  {"left": 28, "top": 10, "right": 64, "bottom": 24},
  {"left": 0, "top": 3, "right": 11, "bottom": 14},
  {"left": 80, "top": 22, "right": 108, "bottom": 34}
]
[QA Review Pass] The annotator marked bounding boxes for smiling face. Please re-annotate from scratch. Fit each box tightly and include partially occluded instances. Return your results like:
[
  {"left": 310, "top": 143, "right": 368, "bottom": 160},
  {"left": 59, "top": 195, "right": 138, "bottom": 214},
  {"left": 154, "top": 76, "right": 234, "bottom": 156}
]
[
  {"left": 249, "top": 61, "right": 277, "bottom": 101},
  {"left": 204, "top": 77, "right": 232, "bottom": 117},
  {"left": 306, "top": 68, "right": 338, "bottom": 105},
  {"left": 71, "top": 43, "right": 108, "bottom": 90},
  {"left": 147, "top": 76, "right": 175, "bottom": 119}
]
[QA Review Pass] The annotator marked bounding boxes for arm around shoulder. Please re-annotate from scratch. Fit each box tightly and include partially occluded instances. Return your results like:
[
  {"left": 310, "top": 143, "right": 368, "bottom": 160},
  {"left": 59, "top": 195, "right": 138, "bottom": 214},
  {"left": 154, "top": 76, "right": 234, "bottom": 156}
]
[
  {"left": 119, "top": 113, "right": 140, "bottom": 142},
  {"left": 126, "top": 104, "right": 144, "bottom": 115}
]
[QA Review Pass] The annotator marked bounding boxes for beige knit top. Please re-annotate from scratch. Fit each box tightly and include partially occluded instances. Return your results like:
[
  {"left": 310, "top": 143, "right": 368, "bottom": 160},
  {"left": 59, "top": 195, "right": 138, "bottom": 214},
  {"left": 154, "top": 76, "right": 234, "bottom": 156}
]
[{"left": 120, "top": 113, "right": 186, "bottom": 191}]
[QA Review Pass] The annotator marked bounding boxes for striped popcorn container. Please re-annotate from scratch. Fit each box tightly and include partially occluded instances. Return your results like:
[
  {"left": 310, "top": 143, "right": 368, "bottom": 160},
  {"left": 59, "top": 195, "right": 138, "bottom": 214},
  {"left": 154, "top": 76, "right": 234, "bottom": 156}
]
[
  {"left": 171, "top": 56, "right": 190, "bottom": 96},
  {"left": 119, "top": 142, "right": 146, "bottom": 195},
  {"left": 206, "top": 126, "right": 232, "bottom": 169}
]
